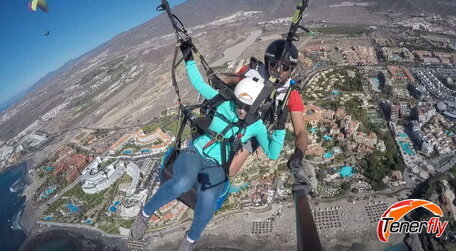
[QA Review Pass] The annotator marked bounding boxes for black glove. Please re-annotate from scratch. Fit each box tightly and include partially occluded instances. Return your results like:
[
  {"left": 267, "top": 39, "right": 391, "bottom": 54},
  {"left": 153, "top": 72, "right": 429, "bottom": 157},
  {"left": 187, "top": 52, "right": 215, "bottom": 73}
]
[
  {"left": 179, "top": 40, "right": 194, "bottom": 62},
  {"left": 275, "top": 107, "right": 289, "bottom": 130},
  {"left": 287, "top": 148, "right": 312, "bottom": 194}
]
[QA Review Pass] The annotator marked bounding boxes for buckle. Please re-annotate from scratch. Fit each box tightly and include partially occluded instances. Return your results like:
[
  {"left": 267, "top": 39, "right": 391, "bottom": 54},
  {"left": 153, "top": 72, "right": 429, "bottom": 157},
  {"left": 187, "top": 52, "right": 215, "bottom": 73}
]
[{"left": 215, "top": 134, "right": 224, "bottom": 142}]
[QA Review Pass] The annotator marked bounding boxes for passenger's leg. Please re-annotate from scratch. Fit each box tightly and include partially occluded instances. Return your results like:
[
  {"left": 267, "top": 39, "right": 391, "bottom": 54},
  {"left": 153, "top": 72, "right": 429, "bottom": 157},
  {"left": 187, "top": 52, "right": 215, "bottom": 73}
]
[
  {"left": 143, "top": 149, "right": 202, "bottom": 216},
  {"left": 132, "top": 148, "right": 202, "bottom": 240},
  {"left": 187, "top": 161, "right": 226, "bottom": 241}
]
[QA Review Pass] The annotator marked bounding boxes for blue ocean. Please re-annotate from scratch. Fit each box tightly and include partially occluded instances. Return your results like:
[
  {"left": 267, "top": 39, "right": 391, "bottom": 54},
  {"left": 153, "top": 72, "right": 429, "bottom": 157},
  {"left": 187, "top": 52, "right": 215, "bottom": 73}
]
[{"left": 0, "top": 163, "right": 27, "bottom": 251}]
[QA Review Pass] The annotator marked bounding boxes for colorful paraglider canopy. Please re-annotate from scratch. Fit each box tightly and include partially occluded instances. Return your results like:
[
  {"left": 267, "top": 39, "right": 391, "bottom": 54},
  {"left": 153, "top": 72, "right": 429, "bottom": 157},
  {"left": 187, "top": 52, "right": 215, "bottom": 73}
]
[{"left": 28, "top": 0, "right": 49, "bottom": 12}]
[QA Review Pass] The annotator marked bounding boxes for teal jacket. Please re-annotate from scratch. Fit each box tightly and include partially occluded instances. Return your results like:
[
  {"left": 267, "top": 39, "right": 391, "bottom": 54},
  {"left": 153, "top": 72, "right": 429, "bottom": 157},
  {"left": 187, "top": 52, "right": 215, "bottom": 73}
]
[{"left": 185, "top": 60, "right": 285, "bottom": 165}]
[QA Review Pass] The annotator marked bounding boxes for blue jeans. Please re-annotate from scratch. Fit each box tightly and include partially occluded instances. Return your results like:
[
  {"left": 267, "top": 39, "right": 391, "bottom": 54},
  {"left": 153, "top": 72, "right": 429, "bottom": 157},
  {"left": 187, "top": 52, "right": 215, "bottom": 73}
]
[{"left": 143, "top": 144, "right": 226, "bottom": 241}]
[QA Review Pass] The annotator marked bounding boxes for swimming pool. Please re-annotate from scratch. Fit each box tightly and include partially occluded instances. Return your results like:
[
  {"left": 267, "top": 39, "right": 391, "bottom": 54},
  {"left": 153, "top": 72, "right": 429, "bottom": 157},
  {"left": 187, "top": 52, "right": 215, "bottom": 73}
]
[
  {"left": 399, "top": 142, "right": 415, "bottom": 156},
  {"left": 323, "top": 135, "right": 332, "bottom": 141},
  {"left": 398, "top": 133, "right": 408, "bottom": 138},
  {"left": 228, "top": 183, "right": 250, "bottom": 193},
  {"left": 331, "top": 90, "right": 341, "bottom": 96},
  {"left": 41, "top": 186, "right": 56, "bottom": 199},
  {"left": 108, "top": 201, "right": 121, "bottom": 213},
  {"left": 43, "top": 216, "right": 53, "bottom": 221},
  {"left": 66, "top": 204, "right": 80, "bottom": 213},
  {"left": 141, "top": 149, "right": 151, "bottom": 154},
  {"left": 123, "top": 150, "right": 133, "bottom": 155},
  {"left": 339, "top": 166, "right": 353, "bottom": 178},
  {"left": 43, "top": 166, "right": 54, "bottom": 172},
  {"left": 324, "top": 151, "right": 334, "bottom": 158}
]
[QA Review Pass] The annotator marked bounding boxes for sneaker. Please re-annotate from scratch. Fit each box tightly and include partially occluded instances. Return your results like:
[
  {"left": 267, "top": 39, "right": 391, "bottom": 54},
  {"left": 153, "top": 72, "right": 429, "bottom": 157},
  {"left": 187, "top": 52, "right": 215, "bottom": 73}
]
[
  {"left": 177, "top": 235, "right": 195, "bottom": 251},
  {"left": 130, "top": 213, "right": 149, "bottom": 240}
]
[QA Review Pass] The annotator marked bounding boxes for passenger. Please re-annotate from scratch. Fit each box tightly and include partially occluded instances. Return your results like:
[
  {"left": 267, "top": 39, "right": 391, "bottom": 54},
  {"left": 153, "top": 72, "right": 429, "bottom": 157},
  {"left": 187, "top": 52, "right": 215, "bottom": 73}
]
[{"left": 130, "top": 41, "right": 288, "bottom": 250}]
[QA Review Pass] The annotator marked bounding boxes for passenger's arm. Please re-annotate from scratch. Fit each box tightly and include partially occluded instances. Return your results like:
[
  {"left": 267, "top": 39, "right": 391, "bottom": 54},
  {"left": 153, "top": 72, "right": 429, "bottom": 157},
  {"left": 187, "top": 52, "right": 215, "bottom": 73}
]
[
  {"left": 253, "top": 123, "right": 286, "bottom": 160},
  {"left": 185, "top": 60, "right": 218, "bottom": 100}
]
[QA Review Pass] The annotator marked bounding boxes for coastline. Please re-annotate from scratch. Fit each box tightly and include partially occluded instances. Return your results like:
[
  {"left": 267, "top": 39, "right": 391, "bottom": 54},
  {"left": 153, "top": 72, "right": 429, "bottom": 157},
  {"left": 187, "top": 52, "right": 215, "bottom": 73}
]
[
  {"left": 20, "top": 222, "right": 127, "bottom": 251},
  {"left": 17, "top": 158, "right": 41, "bottom": 234}
]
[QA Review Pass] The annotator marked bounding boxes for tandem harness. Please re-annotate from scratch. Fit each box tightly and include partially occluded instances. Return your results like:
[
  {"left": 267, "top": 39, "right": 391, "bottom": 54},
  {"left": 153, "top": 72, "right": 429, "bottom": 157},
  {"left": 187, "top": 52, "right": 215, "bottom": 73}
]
[
  {"left": 156, "top": 0, "right": 305, "bottom": 210},
  {"left": 159, "top": 92, "right": 250, "bottom": 210},
  {"left": 157, "top": 0, "right": 258, "bottom": 210}
]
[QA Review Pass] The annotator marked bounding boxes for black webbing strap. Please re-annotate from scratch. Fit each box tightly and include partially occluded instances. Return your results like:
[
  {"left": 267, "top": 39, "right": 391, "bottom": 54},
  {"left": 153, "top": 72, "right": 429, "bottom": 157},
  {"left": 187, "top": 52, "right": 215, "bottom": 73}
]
[{"left": 175, "top": 108, "right": 188, "bottom": 149}]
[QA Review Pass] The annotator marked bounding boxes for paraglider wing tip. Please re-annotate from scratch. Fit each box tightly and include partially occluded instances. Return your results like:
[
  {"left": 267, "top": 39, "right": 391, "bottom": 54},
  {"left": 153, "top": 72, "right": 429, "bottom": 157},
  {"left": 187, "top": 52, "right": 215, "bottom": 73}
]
[
  {"left": 28, "top": 1, "right": 37, "bottom": 12},
  {"left": 28, "top": 0, "right": 49, "bottom": 12}
]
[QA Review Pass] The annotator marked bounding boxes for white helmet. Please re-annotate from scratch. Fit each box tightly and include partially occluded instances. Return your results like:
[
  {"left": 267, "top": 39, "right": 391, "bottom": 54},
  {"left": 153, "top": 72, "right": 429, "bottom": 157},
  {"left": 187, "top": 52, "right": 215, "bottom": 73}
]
[{"left": 234, "top": 77, "right": 264, "bottom": 106}]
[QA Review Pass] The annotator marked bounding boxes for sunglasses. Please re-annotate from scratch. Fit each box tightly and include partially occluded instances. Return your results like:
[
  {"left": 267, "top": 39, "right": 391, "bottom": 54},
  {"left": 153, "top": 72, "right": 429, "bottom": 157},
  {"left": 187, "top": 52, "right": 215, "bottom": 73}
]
[
  {"left": 234, "top": 100, "right": 250, "bottom": 111},
  {"left": 268, "top": 61, "right": 293, "bottom": 72}
]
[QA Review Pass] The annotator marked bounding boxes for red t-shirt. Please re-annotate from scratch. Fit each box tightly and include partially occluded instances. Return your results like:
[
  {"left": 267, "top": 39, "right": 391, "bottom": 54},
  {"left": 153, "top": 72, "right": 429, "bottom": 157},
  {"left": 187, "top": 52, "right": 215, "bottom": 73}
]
[
  {"left": 288, "top": 90, "right": 305, "bottom": 112},
  {"left": 236, "top": 66, "right": 305, "bottom": 112}
]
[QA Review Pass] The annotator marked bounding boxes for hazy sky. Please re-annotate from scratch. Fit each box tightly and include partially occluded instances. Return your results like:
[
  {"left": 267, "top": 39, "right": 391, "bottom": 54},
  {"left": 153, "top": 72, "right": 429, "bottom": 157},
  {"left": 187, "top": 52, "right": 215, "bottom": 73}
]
[{"left": 0, "top": 0, "right": 186, "bottom": 106}]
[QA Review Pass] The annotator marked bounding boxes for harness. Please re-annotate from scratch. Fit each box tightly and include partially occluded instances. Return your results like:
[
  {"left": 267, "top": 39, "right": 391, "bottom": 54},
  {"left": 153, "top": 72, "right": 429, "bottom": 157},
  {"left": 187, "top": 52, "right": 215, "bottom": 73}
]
[
  {"left": 242, "top": 60, "right": 300, "bottom": 130},
  {"left": 156, "top": 0, "right": 309, "bottom": 210}
]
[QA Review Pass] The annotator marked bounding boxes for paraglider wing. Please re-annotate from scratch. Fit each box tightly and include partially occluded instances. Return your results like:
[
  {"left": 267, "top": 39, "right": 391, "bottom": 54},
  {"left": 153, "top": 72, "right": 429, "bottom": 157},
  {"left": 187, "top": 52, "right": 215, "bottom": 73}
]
[{"left": 28, "top": 0, "right": 49, "bottom": 12}]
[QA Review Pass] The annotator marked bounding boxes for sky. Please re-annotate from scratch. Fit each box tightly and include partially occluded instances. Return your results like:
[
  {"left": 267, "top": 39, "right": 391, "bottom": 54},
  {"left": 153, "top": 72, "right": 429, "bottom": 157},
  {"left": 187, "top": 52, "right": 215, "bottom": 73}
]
[{"left": 0, "top": 0, "right": 186, "bottom": 108}]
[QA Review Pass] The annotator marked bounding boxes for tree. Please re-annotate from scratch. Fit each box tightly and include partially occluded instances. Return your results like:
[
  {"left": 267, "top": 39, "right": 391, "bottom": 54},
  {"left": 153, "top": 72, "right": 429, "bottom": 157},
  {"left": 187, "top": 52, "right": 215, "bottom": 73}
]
[{"left": 341, "top": 182, "right": 351, "bottom": 191}]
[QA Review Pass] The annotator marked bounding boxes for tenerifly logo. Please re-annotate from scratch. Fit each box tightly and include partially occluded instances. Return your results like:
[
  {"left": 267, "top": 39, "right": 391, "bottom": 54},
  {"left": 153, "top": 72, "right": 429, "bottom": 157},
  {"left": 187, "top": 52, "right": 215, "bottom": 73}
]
[{"left": 377, "top": 199, "right": 449, "bottom": 242}]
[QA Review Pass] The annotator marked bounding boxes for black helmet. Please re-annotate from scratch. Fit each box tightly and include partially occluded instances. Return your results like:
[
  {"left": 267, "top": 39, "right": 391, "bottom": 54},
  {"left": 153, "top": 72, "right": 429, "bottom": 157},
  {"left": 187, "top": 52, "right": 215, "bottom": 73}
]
[{"left": 264, "top": 39, "right": 299, "bottom": 67}]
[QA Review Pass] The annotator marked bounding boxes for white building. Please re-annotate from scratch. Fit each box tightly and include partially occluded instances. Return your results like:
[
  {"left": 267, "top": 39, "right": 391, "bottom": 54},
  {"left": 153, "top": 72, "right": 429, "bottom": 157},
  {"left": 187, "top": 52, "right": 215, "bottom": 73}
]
[
  {"left": 81, "top": 160, "right": 126, "bottom": 194},
  {"left": 125, "top": 162, "right": 140, "bottom": 196},
  {"left": 120, "top": 190, "right": 148, "bottom": 218}
]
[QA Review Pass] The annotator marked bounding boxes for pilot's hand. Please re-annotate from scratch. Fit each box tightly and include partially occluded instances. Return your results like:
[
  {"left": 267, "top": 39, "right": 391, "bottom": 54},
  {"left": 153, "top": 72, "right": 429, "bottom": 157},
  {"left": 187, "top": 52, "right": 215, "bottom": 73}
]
[{"left": 287, "top": 148, "right": 312, "bottom": 194}]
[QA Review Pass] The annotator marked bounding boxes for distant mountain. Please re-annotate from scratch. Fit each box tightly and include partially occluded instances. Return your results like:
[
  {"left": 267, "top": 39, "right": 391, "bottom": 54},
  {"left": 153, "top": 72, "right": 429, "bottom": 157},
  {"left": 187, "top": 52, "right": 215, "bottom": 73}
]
[
  {"left": 0, "top": 91, "right": 28, "bottom": 113},
  {"left": 2, "top": 0, "right": 456, "bottom": 141},
  {"left": 365, "top": 0, "right": 456, "bottom": 15}
]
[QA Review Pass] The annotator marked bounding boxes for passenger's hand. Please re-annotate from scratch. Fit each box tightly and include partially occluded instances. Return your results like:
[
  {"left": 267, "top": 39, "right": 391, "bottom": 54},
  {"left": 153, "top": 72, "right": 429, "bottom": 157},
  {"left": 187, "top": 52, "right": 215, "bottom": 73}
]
[{"left": 179, "top": 39, "right": 194, "bottom": 61}]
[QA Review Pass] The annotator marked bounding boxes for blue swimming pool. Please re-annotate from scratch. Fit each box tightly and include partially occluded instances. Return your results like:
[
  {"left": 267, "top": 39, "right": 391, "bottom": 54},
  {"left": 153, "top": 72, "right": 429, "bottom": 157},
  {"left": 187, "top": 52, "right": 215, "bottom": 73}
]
[
  {"left": 398, "top": 133, "right": 408, "bottom": 138},
  {"left": 324, "top": 151, "right": 334, "bottom": 158},
  {"left": 141, "top": 149, "right": 151, "bottom": 154},
  {"left": 42, "top": 166, "right": 54, "bottom": 172},
  {"left": 228, "top": 183, "right": 250, "bottom": 193},
  {"left": 41, "top": 187, "right": 56, "bottom": 199},
  {"left": 123, "top": 150, "right": 133, "bottom": 155},
  {"left": 339, "top": 166, "right": 353, "bottom": 177},
  {"left": 399, "top": 142, "right": 415, "bottom": 156},
  {"left": 85, "top": 219, "right": 93, "bottom": 224},
  {"left": 323, "top": 135, "right": 332, "bottom": 141},
  {"left": 310, "top": 128, "right": 318, "bottom": 133},
  {"left": 66, "top": 204, "right": 79, "bottom": 213},
  {"left": 331, "top": 90, "right": 341, "bottom": 95},
  {"left": 108, "top": 201, "right": 121, "bottom": 213},
  {"left": 43, "top": 216, "right": 53, "bottom": 221}
]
